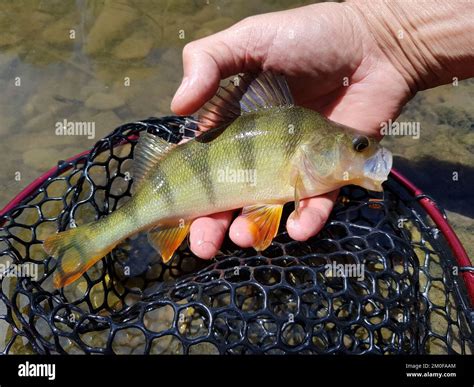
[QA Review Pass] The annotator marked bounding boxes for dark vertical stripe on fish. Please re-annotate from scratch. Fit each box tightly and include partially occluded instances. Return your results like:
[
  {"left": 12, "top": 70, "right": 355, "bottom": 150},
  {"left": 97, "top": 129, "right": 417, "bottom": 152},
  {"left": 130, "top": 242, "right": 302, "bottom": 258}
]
[
  {"left": 72, "top": 242, "right": 86, "bottom": 262},
  {"left": 282, "top": 109, "right": 303, "bottom": 160},
  {"left": 181, "top": 143, "right": 216, "bottom": 205},
  {"left": 154, "top": 167, "right": 175, "bottom": 211}
]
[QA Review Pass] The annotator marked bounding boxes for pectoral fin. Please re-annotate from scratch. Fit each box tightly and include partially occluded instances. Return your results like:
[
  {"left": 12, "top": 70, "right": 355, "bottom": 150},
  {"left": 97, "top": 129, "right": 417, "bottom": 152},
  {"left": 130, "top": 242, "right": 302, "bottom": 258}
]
[
  {"left": 147, "top": 221, "right": 191, "bottom": 263},
  {"left": 293, "top": 173, "right": 304, "bottom": 216},
  {"left": 241, "top": 204, "right": 283, "bottom": 251}
]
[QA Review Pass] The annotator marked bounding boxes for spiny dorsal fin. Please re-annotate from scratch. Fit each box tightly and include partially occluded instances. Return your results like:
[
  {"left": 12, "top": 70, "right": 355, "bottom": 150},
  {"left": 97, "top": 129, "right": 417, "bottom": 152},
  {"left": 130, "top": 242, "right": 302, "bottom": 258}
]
[
  {"left": 181, "top": 72, "right": 294, "bottom": 135},
  {"left": 132, "top": 131, "right": 175, "bottom": 188}
]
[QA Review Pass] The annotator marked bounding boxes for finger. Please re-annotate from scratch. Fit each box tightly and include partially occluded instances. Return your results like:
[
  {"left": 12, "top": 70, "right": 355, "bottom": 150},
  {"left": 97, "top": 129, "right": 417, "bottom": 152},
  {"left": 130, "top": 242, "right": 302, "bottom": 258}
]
[
  {"left": 286, "top": 190, "right": 339, "bottom": 241},
  {"left": 229, "top": 191, "right": 339, "bottom": 248},
  {"left": 228, "top": 216, "right": 257, "bottom": 248},
  {"left": 189, "top": 211, "right": 233, "bottom": 259},
  {"left": 171, "top": 21, "right": 269, "bottom": 115}
]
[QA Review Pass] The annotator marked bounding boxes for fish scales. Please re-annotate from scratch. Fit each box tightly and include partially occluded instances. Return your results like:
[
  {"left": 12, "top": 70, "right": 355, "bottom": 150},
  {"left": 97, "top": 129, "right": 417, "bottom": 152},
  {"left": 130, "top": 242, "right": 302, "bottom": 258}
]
[
  {"left": 44, "top": 72, "right": 392, "bottom": 288},
  {"left": 146, "top": 107, "right": 308, "bottom": 217}
]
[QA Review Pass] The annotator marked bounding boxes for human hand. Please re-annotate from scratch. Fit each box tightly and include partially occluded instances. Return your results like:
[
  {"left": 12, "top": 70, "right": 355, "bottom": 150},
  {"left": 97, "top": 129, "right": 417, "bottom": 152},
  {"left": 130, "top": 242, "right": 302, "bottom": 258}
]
[{"left": 171, "top": 0, "right": 473, "bottom": 259}]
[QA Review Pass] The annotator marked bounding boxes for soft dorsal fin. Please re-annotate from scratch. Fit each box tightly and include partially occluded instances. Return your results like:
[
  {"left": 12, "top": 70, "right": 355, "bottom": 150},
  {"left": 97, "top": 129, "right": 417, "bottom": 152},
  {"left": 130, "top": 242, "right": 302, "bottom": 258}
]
[
  {"left": 132, "top": 131, "right": 175, "bottom": 188},
  {"left": 182, "top": 72, "right": 294, "bottom": 135}
]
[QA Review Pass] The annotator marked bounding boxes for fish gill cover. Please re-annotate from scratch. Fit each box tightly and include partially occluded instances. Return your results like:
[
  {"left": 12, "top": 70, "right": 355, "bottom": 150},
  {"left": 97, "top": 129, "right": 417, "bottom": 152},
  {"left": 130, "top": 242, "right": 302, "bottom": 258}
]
[{"left": 0, "top": 116, "right": 472, "bottom": 354}]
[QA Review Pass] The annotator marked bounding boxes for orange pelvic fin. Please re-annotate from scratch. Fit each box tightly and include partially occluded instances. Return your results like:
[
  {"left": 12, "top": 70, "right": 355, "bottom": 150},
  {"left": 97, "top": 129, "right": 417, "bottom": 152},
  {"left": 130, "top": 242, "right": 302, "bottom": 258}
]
[{"left": 241, "top": 204, "right": 283, "bottom": 251}]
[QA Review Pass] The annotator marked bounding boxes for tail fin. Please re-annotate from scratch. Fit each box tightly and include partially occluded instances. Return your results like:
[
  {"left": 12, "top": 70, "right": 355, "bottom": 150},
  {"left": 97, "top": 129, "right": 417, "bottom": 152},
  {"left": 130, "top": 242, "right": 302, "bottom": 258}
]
[{"left": 44, "top": 224, "right": 114, "bottom": 288}]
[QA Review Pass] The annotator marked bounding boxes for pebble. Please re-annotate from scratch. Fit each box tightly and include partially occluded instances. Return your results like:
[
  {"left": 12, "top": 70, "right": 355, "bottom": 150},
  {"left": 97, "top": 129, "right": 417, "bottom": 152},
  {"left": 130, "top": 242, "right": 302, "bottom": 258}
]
[
  {"left": 41, "top": 14, "right": 77, "bottom": 46},
  {"left": 84, "top": 2, "right": 139, "bottom": 55},
  {"left": 79, "top": 80, "right": 109, "bottom": 101},
  {"left": 85, "top": 92, "right": 125, "bottom": 110},
  {"left": 27, "top": 11, "right": 55, "bottom": 31},
  {"left": 90, "top": 110, "right": 123, "bottom": 136},
  {"left": 0, "top": 33, "right": 22, "bottom": 48},
  {"left": 27, "top": 92, "right": 56, "bottom": 116},
  {"left": 112, "top": 32, "right": 154, "bottom": 60},
  {"left": 24, "top": 109, "right": 60, "bottom": 132}
]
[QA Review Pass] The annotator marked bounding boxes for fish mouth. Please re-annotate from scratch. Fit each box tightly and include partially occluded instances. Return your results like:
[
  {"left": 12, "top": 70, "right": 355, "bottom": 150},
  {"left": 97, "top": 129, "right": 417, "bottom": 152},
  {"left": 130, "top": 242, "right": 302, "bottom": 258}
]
[{"left": 363, "top": 147, "right": 393, "bottom": 190}]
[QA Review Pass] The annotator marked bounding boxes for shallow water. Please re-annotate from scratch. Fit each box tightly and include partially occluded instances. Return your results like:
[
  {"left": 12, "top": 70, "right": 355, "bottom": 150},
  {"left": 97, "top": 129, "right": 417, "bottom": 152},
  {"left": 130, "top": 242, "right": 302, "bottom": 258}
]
[{"left": 0, "top": 1, "right": 472, "bottom": 255}]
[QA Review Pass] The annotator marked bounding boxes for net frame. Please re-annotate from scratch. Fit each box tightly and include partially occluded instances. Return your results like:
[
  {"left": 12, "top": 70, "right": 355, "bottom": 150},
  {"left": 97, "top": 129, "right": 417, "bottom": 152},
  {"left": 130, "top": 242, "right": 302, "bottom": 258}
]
[{"left": 0, "top": 116, "right": 472, "bottom": 355}]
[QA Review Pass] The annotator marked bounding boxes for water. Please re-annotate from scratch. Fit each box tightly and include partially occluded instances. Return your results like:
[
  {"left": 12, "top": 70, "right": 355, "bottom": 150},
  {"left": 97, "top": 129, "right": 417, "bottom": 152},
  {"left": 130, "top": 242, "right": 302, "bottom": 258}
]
[{"left": 0, "top": 0, "right": 472, "bottom": 257}]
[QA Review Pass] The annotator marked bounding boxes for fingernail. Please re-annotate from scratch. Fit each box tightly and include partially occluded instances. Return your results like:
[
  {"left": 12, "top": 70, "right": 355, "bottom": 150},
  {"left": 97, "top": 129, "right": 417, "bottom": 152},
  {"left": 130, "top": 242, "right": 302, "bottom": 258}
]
[
  {"left": 195, "top": 239, "right": 217, "bottom": 260},
  {"left": 196, "top": 239, "right": 217, "bottom": 249},
  {"left": 288, "top": 215, "right": 302, "bottom": 231},
  {"left": 287, "top": 217, "right": 296, "bottom": 228}
]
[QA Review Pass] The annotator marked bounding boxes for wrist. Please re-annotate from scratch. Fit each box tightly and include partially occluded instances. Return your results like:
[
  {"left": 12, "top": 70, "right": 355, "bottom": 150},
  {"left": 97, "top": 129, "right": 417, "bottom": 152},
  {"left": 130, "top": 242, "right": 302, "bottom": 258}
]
[{"left": 345, "top": 0, "right": 474, "bottom": 92}]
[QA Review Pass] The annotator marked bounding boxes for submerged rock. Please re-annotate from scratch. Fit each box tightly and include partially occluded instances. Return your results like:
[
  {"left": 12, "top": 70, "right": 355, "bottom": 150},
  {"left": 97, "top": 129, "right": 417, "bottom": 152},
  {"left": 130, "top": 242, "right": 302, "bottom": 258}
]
[
  {"left": 0, "top": 33, "right": 22, "bottom": 48},
  {"left": 41, "top": 13, "right": 78, "bottom": 46},
  {"left": 84, "top": 0, "right": 139, "bottom": 56},
  {"left": 90, "top": 110, "right": 123, "bottom": 136},
  {"left": 112, "top": 31, "right": 154, "bottom": 60},
  {"left": 85, "top": 92, "right": 125, "bottom": 110},
  {"left": 79, "top": 80, "right": 109, "bottom": 101}
]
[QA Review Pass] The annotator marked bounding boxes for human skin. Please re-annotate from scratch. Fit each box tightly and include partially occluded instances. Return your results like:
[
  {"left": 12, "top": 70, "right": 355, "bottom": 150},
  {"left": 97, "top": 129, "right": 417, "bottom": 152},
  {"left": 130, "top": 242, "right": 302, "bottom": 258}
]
[{"left": 170, "top": 0, "right": 474, "bottom": 259}]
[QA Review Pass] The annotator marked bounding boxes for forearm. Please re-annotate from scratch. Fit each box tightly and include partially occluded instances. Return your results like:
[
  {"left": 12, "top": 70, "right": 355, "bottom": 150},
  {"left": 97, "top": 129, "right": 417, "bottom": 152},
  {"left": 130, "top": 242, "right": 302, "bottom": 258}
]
[{"left": 345, "top": 0, "right": 474, "bottom": 92}]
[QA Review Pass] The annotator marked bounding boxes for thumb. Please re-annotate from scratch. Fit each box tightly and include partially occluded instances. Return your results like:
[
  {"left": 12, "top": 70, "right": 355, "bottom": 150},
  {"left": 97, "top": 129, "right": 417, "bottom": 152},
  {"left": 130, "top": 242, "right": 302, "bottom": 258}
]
[{"left": 171, "top": 21, "right": 268, "bottom": 115}]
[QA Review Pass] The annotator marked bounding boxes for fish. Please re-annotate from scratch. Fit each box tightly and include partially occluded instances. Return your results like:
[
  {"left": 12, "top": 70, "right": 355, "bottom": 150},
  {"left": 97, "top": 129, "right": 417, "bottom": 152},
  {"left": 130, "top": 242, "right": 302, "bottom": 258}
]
[{"left": 44, "top": 72, "right": 392, "bottom": 288}]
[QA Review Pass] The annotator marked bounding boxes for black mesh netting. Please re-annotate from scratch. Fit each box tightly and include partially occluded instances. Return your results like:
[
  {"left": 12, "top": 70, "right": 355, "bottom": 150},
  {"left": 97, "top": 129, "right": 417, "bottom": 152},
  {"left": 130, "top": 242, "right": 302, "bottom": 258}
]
[{"left": 0, "top": 116, "right": 473, "bottom": 355}]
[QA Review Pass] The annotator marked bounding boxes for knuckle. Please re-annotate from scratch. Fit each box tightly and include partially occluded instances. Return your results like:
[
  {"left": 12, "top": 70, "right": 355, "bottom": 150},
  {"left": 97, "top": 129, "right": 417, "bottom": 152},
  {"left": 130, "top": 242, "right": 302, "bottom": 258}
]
[
  {"left": 238, "top": 15, "right": 256, "bottom": 27},
  {"left": 182, "top": 42, "right": 197, "bottom": 57}
]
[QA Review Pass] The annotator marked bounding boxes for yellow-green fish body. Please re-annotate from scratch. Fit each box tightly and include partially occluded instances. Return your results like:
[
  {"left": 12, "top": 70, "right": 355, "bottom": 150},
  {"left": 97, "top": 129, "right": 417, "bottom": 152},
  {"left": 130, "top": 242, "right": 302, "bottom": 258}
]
[
  {"left": 136, "top": 108, "right": 328, "bottom": 220},
  {"left": 44, "top": 72, "right": 392, "bottom": 288}
]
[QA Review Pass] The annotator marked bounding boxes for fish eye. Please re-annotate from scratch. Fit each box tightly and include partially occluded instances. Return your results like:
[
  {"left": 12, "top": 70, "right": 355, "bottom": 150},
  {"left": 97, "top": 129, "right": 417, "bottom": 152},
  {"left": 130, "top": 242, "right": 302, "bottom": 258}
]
[{"left": 353, "top": 136, "right": 369, "bottom": 152}]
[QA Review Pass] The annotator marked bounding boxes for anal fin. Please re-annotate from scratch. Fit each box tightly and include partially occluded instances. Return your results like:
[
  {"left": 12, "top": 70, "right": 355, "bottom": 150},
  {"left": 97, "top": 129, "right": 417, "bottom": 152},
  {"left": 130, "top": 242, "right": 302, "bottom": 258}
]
[
  {"left": 147, "top": 221, "right": 191, "bottom": 263},
  {"left": 241, "top": 204, "right": 283, "bottom": 251}
]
